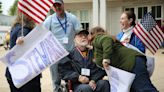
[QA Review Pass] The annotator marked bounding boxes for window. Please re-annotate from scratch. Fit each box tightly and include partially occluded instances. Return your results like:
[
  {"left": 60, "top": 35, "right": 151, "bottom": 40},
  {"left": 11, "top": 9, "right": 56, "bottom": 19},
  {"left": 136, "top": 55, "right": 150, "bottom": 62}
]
[
  {"left": 80, "top": 10, "right": 89, "bottom": 30},
  {"left": 151, "top": 6, "right": 161, "bottom": 19},
  {"left": 151, "top": 6, "right": 162, "bottom": 27},
  {"left": 138, "top": 7, "right": 147, "bottom": 19},
  {"left": 80, "top": 10, "right": 89, "bottom": 22},
  {"left": 67, "top": 10, "right": 90, "bottom": 30},
  {"left": 81, "top": 23, "right": 89, "bottom": 31},
  {"left": 68, "top": 10, "right": 78, "bottom": 17}
]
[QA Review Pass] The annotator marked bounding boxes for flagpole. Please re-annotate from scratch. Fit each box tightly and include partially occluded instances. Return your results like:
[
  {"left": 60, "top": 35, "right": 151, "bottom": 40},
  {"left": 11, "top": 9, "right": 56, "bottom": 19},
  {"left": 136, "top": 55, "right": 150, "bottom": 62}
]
[{"left": 21, "top": 13, "right": 24, "bottom": 36}]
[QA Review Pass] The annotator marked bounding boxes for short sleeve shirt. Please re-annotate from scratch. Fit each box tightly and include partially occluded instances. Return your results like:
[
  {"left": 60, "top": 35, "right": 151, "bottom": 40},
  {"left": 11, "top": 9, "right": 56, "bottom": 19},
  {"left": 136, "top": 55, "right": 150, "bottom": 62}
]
[{"left": 43, "top": 11, "right": 81, "bottom": 52}]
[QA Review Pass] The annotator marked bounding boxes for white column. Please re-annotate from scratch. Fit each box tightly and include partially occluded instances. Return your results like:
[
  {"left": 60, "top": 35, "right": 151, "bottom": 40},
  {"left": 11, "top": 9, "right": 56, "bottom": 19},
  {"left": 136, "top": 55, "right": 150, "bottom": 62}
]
[
  {"left": 92, "top": 0, "right": 99, "bottom": 27},
  {"left": 99, "top": 0, "right": 107, "bottom": 29}
]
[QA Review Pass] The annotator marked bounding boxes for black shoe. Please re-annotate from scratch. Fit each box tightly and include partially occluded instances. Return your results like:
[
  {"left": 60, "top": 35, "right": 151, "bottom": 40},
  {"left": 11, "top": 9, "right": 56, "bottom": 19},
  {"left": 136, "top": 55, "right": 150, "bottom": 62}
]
[{"left": 162, "top": 52, "right": 164, "bottom": 54}]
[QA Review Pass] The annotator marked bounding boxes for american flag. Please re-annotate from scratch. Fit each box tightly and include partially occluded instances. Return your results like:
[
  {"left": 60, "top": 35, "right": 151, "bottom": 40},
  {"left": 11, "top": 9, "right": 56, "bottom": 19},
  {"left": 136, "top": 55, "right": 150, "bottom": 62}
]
[
  {"left": 18, "top": 0, "right": 54, "bottom": 24},
  {"left": 133, "top": 12, "right": 164, "bottom": 54}
]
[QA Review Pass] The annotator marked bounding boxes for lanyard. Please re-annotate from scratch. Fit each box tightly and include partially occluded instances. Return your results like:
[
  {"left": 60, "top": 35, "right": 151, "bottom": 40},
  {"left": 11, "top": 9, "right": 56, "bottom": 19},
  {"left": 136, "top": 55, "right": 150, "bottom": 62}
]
[
  {"left": 57, "top": 14, "right": 67, "bottom": 34},
  {"left": 76, "top": 47, "right": 89, "bottom": 62}
]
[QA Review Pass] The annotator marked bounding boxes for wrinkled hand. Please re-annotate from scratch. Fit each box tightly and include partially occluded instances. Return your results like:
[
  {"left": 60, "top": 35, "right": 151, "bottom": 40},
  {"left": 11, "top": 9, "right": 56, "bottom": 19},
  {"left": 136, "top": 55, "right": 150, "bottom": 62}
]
[
  {"left": 102, "top": 76, "right": 109, "bottom": 80},
  {"left": 16, "top": 36, "right": 24, "bottom": 45},
  {"left": 103, "top": 63, "right": 109, "bottom": 70},
  {"left": 102, "top": 59, "right": 110, "bottom": 70},
  {"left": 78, "top": 75, "right": 89, "bottom": 84},
  {"left": 89, "top": 80, "right": 96, "bottom": 90}
]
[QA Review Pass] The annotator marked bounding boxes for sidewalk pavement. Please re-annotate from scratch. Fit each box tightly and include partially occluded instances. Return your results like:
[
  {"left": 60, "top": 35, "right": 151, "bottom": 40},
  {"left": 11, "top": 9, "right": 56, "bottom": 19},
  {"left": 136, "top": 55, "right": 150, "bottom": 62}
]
[
  {"left": 149, "top": 48, "right": 164, "bottom": 91},
  {"left": 0, "top": 46, "right": 164, "bottom": 92}
]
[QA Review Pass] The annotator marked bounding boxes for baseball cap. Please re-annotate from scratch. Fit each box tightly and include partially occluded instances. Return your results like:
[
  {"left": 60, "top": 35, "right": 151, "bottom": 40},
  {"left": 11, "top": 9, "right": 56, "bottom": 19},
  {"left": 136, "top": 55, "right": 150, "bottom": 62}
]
[
  {"left": 76, "top": 30, "right": 89, "bottom": 36},
  {"left": 53, "top": 0, "right": 63, "bottom": 4}
]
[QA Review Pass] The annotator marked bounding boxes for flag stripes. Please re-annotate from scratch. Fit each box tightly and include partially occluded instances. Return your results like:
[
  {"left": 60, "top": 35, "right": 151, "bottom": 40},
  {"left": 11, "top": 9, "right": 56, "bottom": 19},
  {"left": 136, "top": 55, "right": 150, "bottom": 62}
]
[
  {"left": 133, "top": 24, "right": 156, "bottom": 54},
  {"left": 133, "top": 13, "right": 164, "bottom": 54},
  {"left": 18, "top": 0, "right": 54, "bottom": 24},
  {"left": 133, "top": 23, "right": 164, "bottom": 54}
]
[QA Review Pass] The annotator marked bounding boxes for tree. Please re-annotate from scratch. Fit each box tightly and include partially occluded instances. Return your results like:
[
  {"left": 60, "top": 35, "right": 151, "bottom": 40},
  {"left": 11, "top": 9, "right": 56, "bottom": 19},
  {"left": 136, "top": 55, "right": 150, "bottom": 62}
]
[
  {"left": 8, "top": 0, "right": 18, "bottom": 16},
  {"left": 0, "top": 2, "right": 2, "bottom": 14}
]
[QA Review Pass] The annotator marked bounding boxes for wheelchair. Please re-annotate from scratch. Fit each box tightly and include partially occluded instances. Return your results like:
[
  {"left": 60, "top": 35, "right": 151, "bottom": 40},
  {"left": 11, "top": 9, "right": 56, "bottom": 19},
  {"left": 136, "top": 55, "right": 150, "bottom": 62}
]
[{"left": 60, "top": 80, "right": 73, "bottom": 92}]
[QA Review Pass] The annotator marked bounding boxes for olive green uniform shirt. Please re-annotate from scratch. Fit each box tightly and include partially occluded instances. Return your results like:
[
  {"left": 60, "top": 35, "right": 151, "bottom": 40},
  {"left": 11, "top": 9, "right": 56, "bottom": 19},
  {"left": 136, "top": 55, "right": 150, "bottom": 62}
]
[{"left": 93, "top": 34, "right": 143, "bottom": 72}]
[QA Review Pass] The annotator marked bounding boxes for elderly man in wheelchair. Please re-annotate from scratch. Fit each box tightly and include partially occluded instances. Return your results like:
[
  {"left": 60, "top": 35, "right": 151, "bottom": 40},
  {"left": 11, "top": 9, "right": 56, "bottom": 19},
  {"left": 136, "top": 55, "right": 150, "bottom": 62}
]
[{"left": 58, "top": 29, "right": 110, "bottom": 92}]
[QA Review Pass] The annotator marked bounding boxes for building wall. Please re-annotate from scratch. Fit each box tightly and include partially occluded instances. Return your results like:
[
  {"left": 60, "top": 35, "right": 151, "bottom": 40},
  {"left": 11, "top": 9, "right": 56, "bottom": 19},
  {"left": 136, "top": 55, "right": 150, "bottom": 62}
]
[
  {"left": 64, "top": 0, "right": 164, "bottom": 35},
  {"left": 0, "top": 14, "right": 16, "bottom": 26},
  {"left": 64, "top": 0, "right": 92, "bottom": 3},
  {"left": 107, "top": 0, "right": 164, "bottom": 35},
  {"left": 65, "top": 2, "right": 93, "bottom": 30},
  {"left": 107, "top": 7, "right": 122, "bottom": 35}
]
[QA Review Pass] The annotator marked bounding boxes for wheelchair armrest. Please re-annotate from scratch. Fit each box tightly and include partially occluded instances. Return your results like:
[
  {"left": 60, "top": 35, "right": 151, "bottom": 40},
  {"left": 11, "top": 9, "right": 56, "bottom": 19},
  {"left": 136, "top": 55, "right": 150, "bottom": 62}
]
[
  {"left": 61, "top": 80, "right": 73, "bottom": 92},
  {"left": 68, "top": 80, "right": 73, "bottom": 92}
]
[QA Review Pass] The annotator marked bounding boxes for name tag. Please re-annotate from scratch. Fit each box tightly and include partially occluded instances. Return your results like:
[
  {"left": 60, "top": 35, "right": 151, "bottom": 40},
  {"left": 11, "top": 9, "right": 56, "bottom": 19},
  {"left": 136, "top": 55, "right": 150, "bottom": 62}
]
[
  {"left": 63, "top": 37, "right": 68, "bottom": 44},
  {"left": 81, "top": 68, "right": 90, "bottom": 76}
]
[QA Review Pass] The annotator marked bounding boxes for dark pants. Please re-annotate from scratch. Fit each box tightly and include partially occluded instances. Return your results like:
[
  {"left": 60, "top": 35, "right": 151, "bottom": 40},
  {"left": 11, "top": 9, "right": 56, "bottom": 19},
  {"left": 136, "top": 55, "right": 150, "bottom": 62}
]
[
  {"left": 50, "top": 57, "right": 71, "bottom": 92},
  {"left": 50, "top": 62, "right": 62, "bottom": 92},
  {"left": 7, "top": 75, "right": 41, "bottom": 92},
  {"left": 74, "top": 80, "right": 110, "bottom": 92},
  {"left": 130, "top": 56, "right": 158, "bottom": 92}
]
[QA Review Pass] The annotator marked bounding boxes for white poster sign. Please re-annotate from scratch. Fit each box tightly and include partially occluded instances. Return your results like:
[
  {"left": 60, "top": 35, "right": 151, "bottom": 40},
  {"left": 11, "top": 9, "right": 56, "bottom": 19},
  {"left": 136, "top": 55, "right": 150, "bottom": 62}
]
[
  {"left": 0, "top": 24, "right": 69, "bottom": 88},
  {"left": 105, "top": 66, "right": 135, "bottom": 92}
]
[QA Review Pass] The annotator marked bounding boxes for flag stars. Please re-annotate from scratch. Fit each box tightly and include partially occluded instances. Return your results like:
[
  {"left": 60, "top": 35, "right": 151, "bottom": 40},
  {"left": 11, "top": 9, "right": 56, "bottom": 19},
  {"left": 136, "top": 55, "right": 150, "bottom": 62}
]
[{"left": 141, "top": 13, "right": 157, "bottom": 32}]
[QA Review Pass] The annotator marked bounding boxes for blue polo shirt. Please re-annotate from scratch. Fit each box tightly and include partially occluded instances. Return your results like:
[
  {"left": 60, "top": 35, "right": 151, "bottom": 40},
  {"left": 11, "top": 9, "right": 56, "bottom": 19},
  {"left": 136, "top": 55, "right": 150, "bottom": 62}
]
[{"left": 43, "top": 11, "right": 81, "bottom": 52}]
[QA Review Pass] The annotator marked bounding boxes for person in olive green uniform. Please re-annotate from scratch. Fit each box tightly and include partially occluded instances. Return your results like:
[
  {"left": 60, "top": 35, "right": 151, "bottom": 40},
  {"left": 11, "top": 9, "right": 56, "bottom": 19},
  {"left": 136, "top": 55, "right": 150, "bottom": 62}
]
[{"left": 89, "top": 26, "right": 158, "bottom": 92}]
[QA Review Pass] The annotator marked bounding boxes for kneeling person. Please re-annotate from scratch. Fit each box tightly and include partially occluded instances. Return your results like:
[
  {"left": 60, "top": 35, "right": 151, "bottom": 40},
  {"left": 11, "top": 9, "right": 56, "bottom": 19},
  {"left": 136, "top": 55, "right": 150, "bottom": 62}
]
[{"left": 58, "top": 30, "right": 110, "bottom": 92}]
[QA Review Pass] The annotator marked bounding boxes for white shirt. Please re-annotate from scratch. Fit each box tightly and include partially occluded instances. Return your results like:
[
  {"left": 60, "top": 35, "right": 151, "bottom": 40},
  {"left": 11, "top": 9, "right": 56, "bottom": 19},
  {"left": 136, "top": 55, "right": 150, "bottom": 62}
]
[{"left": 120, "top": 26, "right": 133, "bottom": 42}]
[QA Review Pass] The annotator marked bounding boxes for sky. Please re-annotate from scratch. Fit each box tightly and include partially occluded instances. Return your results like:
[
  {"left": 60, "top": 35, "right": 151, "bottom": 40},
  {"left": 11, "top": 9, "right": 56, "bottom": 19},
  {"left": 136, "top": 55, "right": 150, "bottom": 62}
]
[{"left": 1, "top": 0, "right": 15, "bottom": 15}]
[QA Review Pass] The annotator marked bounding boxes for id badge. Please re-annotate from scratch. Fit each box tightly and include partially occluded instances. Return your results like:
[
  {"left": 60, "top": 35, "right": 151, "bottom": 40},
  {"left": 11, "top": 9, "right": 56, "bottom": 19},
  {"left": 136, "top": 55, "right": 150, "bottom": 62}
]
[
  {"left": 63, "top": 37, "right": 68, "bottom": 44},
  {"left": 81, "top": 68, "right": 90, "bottom": 76}
]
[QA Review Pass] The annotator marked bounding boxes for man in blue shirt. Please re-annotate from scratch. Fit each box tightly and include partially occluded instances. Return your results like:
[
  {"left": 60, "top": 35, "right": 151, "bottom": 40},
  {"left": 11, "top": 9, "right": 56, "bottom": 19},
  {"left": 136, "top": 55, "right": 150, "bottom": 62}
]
[{"left": 43, "top": 0, "right": 81, "bottom": 92}]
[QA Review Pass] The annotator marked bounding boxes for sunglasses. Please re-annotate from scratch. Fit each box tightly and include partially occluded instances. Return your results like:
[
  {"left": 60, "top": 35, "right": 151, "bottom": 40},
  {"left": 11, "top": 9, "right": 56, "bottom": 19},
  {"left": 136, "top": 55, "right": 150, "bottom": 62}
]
[{"left": 53, "top": 3, "right": 62, "bottom": 8}]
